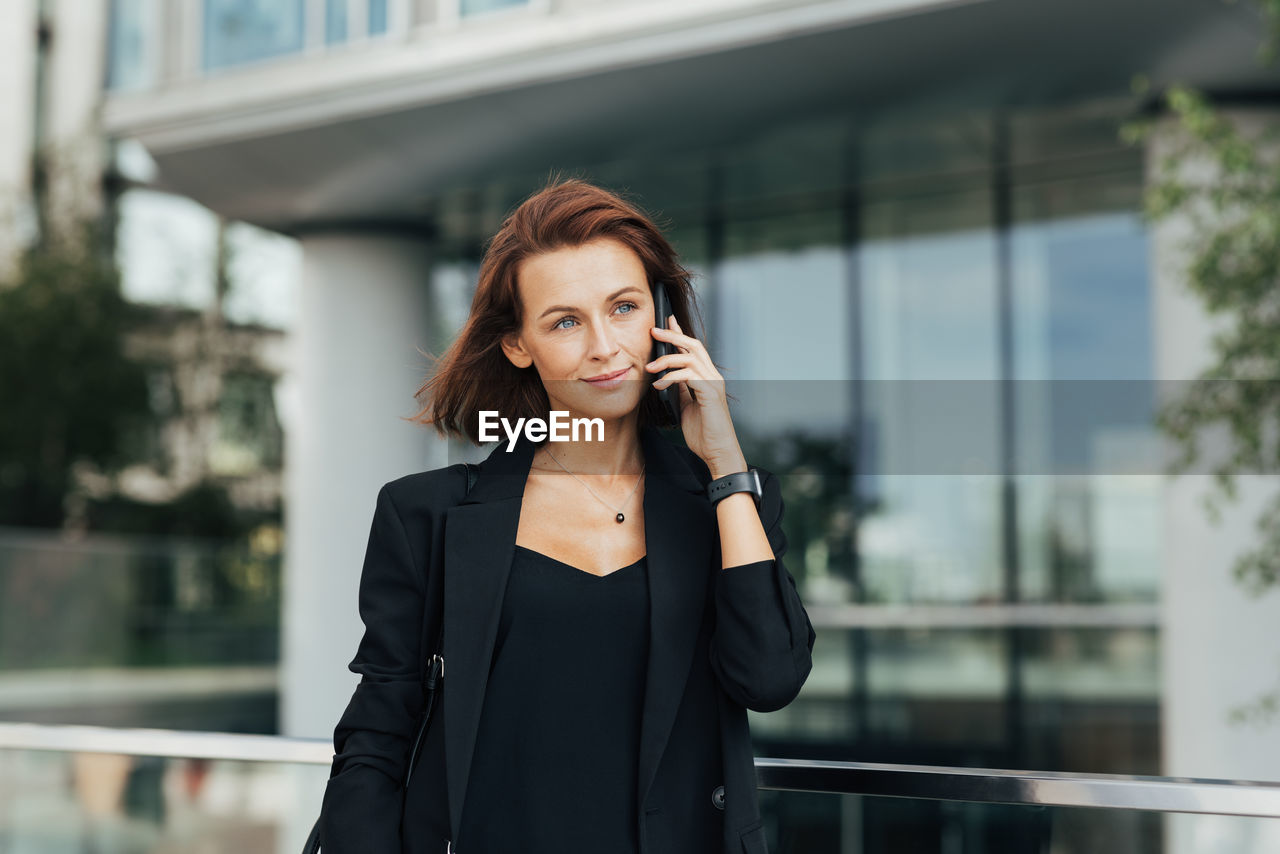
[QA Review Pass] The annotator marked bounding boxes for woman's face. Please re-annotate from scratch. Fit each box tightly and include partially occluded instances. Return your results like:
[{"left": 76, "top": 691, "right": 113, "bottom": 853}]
[{"left": 501, "top": 237, "right": 656, "bottom": 426}]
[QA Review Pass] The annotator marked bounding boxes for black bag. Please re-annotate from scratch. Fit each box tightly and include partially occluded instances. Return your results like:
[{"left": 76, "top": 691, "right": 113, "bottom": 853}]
[{"left": 303, "top": 462, "right": 478, "bottom": 853}]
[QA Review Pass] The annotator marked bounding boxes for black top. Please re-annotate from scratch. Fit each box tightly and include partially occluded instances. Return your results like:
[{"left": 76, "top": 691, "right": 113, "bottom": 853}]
[{"left": 457, "top": 544, "right": 650, "bottom": 853}]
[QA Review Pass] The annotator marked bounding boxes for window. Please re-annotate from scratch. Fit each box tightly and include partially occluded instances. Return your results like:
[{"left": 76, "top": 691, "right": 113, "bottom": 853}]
[
  {"left": 460, "top": 0, "right": 528, "bottom": 16},
  {"left": 202, "top": 0, "right": 306, "bottom": 71},
  {"left": 107, "top": 0, "right": 159, "bottom": 91}
]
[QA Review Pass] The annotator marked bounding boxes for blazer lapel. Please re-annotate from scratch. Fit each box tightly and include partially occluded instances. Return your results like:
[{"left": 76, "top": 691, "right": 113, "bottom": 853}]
[
  {"left": 634, "top": 427, "right": 716, "bottom": 807},
  {"left": 441, "top": 426, "right": 713, "bottom": 842}
]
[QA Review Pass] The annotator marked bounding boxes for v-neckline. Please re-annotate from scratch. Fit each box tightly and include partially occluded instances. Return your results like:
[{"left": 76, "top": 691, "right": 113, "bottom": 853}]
[{"left": 515, "top": 545, "right": 646, "bottom": 579}]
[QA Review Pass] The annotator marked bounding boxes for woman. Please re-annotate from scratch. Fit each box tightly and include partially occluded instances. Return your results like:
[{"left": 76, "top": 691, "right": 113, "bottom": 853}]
[{"left": 318, "top": 178, "right": 815, "bottom": 854}]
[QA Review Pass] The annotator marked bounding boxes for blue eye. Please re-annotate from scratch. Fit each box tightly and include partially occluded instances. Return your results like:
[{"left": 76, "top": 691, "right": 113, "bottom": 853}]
[
  {"left": 617, "top": 302, "right": 638, "bottom": 314},
  {"left": 553, "top": 317, "right": 576, "bottom": 330}
]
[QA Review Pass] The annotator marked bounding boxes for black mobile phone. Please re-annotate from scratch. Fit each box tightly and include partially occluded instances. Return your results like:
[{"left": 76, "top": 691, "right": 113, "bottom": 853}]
[{"left": 652, "top": 280, "right": 682, "bottom": 427}]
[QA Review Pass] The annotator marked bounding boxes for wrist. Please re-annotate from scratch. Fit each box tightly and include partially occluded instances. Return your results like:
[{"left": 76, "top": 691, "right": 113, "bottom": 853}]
[
  {"left": 707, "top": 455, "right": 747, "bottom": 480},
  {"left": 706, "top": 467, "right": 763, "bottom": 508}
]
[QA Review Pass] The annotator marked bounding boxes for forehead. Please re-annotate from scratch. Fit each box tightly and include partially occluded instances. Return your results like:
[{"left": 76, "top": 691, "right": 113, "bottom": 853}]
[{"left": 517, "top": 238, "right": 648, "bottom": 303}]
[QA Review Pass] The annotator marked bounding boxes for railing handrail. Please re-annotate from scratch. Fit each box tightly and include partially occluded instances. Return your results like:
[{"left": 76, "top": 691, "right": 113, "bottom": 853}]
[
  {"left": 2, "top": 722, "right": 1279, "bottom": 818},
  {"left": 805, "top": 602, "right": 1159, "bottom": 629},
  {"left": 755, "top": 758, "right": 1280, "bottom": 819},
  {"left": 0, "top": 722, "right": 329, "bottom": 765}
]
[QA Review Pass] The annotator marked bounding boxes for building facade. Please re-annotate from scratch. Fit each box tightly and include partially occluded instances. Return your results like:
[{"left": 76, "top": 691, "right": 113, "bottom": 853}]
[
  {"left": 53, "top": 0, "right": 1280, "bottom": 849},
  {"left": 0, "top": 0, "right": 295, "bottom": 735}
]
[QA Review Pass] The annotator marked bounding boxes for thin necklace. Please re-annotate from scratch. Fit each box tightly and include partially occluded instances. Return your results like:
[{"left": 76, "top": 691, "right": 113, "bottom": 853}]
[{"left": 541, "top": 448, "right": 645, "bottom": 524}]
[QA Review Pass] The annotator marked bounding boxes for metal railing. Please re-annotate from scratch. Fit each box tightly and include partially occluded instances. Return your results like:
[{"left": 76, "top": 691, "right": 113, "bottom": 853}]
[{"left": 2, "top": 722, "right": 1278, "bottom": 818}]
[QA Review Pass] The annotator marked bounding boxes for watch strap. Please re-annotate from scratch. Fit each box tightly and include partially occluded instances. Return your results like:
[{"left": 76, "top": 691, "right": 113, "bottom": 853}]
[{"left": 706, "top": 468, "right": 763, "bottom": 507}]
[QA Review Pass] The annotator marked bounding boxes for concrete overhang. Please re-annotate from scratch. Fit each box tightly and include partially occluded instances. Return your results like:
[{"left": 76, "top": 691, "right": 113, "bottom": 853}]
[{"left": 102, "top": 0, "right": 1279, "bottom": 233}]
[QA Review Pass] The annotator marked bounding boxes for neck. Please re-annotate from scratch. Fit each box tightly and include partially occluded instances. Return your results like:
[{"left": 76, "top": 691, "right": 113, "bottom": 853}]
[{"left": 533, "top": 412, "right": 644, "bottom": 477}]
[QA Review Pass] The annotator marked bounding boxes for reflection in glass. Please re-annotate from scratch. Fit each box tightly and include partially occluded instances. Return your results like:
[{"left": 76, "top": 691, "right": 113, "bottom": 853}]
[
  {"left": 202, "top": 0, "right": 306, "bottom": 71},
  {"left": 116, "top": 190, "right": 220, "bottom": 310},
  {"left": 460, "top": 0, "right": 528, "bottom": 16},
  {"left": 416, "top": 102, "right": 1163, "bottom": 786},
  {"left": 718, "top": 211, "right": 849, "bottom": 436},
  {"left": 214, "top": 372, "right": 285, "bottom": 474},
  {"left": 325, "top": 0, "right": 348, "bottom": 44},
  {"left": 107, "top": 0, "right": 158, "bottom": 92},
  {"left": 0, "top": 749, "right": 326, "bottom": 851},
  {"left": 1010, "top": 179, "right": 1158, "bottom": 604},
  {"left": 716, "top": 207, "right": 855, "bottom": 627},
  {"left": 759, "top": 624, "right": 1159, "bottom": 770},
  {"left": 859, "top": 188, "right": 1002, "bottom": 605},
  {"left": 760, "top": 789, "right": 1181, "bottom": 854},
  {"left": 0, "top": 532, "right": 280, "bottom": 672},
  {"left": 370, "top": 0, "right": 389, "bottom": 34},
  {"left": 221, "top": 221, "right": 302, "bottom": 329}
]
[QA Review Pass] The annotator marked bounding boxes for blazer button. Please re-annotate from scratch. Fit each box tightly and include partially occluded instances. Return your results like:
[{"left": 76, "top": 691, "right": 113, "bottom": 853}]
[{"left": 711, "top": 785, "right": 725, "bottom": 810}]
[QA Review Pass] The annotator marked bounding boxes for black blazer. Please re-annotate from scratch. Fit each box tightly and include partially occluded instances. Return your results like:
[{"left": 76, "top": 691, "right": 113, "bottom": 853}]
[{"left": 319, "top": 424, "right": 816, "bottom": 854}]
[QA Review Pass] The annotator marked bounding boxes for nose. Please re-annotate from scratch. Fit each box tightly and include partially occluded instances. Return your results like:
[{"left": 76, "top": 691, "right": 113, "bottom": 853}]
[{"left": 587, "top": 319, "right": 620, "bottom": 360}]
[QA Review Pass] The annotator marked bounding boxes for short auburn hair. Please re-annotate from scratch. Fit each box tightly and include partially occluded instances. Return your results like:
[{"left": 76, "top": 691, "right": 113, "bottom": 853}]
[{"left": 409, "top": 176, "right": 705, "bottom": 445}]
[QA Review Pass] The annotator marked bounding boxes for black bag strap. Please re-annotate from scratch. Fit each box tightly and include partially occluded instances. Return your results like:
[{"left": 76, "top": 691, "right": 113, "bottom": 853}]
[{"left": 403, "top": 461, "right": 476, "bottom": 791}]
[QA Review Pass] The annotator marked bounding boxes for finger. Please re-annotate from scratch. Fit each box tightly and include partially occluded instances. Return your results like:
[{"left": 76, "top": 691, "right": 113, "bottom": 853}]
[
  {"left": 648, "top": 347, "right": 704, "bottom": 366},
  {"left": 652, "top": 367, "right": 699, "bottom": 389},
  {"left": 646, "top": 353, "right": 691, "bottom": 372},
  {"left": 670, "top": 315, "right": 696, "bottom": 357},
  {"left": 653, "top": 368, "right": 718, "bottom": 393},
  {"left": 652, "top": 324, "right": 704, "bottom": 355},
  {"left": 649, "top": 350, "right": 708, "bottom": 377}
]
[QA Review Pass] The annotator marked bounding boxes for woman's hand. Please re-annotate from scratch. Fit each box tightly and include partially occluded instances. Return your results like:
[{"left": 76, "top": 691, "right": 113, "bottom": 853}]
[{"left": 646, "top": 315, "right": 748, "bottom": 479}]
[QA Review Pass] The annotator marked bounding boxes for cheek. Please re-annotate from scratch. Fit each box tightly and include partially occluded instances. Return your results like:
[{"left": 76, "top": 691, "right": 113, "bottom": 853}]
[
  {"left": 630, "top": 323, "right": 656, "bottom": 355},
  {"left": 535, "top": 341, "right": 583, "bottom": 377}
]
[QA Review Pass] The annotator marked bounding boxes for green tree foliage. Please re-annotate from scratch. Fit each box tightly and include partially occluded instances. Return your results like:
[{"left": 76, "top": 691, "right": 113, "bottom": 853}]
[
  {"left": 0, "top": 217, "right": 152, "bottom": 528},
  {"left": 1121, "top": 0, "right": 1280, "bottom": 724}
]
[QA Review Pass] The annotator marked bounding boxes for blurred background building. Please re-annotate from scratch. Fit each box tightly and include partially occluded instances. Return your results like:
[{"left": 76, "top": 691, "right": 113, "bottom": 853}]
[{"left": 2, "top": 0, "right": 1279, "bottom": 851}]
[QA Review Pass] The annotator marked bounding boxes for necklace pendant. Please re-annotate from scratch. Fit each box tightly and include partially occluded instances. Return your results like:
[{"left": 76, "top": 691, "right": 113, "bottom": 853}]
[{"left": 616, "top": 512, "right": 625, "bottom": 523}]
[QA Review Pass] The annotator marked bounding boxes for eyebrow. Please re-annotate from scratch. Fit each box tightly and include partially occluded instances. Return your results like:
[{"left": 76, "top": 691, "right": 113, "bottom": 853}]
[{"left": 537, "top": 286, "right": 645, "bottom": 320}]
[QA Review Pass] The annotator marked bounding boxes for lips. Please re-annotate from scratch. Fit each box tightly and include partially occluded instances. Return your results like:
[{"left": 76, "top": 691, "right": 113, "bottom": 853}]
[{"left": 583, "top": 367, "right": 630, "bottom": 382}]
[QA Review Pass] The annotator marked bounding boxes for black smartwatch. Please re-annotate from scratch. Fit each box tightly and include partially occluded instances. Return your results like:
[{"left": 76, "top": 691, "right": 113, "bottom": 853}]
[{"left": 706, "top": 468, "right": 763, "bottom": 508}]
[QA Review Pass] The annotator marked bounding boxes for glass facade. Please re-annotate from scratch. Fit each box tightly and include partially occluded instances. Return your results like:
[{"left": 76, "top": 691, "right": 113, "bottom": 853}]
[
  {"left": 325, "top": 0, "right": 348, "bottom": 44},
  {"left": 0, "top": 745, "right": 1276, "bottom": 853},
  {"left": 108, "top": 0, "right": 511, "bottom": 84},
  {"left": 116, "top": 190, "right": 220, "bottom": 309},
  {"left": 762, "top": 791, "right": 1168, "bottom": 854},
  {"left": 0, "top": 749, "right": 325, "bottom": 850},
  {"left": 461, "top": 0, "right": 530, "bottom": 17},
  {"left": 324, "top": 0, "right": 391, "bottom": 43},
  {"left": 199, "top": 0, "right": 393, "bottom": 70},
  {"left": 369, "top": 0, "right": 389, "bottom": 34},
  {"left": 213, "top": 371, "right": 286, "bottom": 475},
  {"left": 202, "top": 0, "right": 306, "bottom": 71},
  {"left": 0, "top": 532, "right": 279, "bottom": 731},
  {"left": 432, "top": 102, "right": 1159, "bottom": 785},
  {"left": 0, "top": 534, "right": 280, "bottom": 672},
  {"left": 107, "top": 0, "right": 158, "bottom": 92}
]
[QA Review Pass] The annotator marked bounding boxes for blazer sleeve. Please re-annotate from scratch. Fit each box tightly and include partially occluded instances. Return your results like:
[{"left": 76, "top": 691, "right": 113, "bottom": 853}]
[
  {"left": 319, "top": 483, "right": 425, "bottom": 851},
  {"left": 708, "top": 467, "right": 816, "bottom": 713}
]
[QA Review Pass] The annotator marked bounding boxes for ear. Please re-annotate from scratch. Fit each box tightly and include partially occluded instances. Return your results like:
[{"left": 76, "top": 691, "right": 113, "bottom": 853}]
[{"left": 501, "top": 331, "right": 533, "bottom": 369}]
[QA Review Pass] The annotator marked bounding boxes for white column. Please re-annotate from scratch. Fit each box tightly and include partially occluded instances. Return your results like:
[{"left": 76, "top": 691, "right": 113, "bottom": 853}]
[
  {"left": 45, "top": 0, "right": 111, "bottom": 224},
  {"left": 1151, "top": 108, "right": 1280, "bottom": 854},
  {"left": 281, "top": 231, "right": 449, "bottom": 742},
  {"left": 0, "top": 0, "right": 37, "bottom": 278}
]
